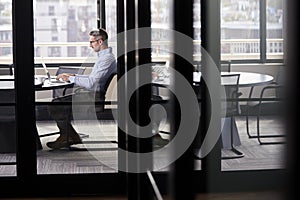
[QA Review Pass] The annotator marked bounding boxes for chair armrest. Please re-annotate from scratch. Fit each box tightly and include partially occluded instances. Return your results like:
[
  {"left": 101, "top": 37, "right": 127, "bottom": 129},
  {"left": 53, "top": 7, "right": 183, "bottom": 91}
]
[
  {"left": 255, "top": 84, "right": 284, "bottom": 116},
  {"left": 244, "top": 83, "right": 282, "bottom": 116},
  {"left": 73, "top": 86, "right": 87, "bottom": 94},
  {"left": 247, "top": 81, "right": 278, "bottom": 98},
  {"left": 259, "top": 84, "right": 283, "bottom": 99}
]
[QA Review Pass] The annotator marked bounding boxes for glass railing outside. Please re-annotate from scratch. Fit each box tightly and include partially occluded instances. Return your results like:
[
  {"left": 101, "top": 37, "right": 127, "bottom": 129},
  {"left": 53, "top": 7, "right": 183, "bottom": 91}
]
[{"left": 0, "top": 39, "right": 284, "bottom": 64}]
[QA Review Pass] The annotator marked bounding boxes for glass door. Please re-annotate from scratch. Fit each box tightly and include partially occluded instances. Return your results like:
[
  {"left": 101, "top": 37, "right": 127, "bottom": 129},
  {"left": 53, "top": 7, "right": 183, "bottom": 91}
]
[
  {"left": 0, "top": 0, "right": 125, "bottom": 197},
  {"left": 33, "top": 0, "right": 120, "bottom": 175},
  {"left": 0, "top": 0, "right": 16, "bottom": 177}
]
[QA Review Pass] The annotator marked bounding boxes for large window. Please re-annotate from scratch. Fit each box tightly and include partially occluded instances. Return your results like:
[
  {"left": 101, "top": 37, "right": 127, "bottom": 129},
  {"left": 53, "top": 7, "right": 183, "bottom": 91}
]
[
  {"left": 221, "top": 0, "right": 284, "bottom": 62},
  {"left": 33, "top": 0, "right": 97, "bottom": 64},
  {"left": 0, "top": 0, "right": 285, "bottom": 65},
  {"left": 0, "top": 0, "right": 12, "bottom": 64},
  {"left": 266, "top": 0, "right": 284, "bottom": 59}
]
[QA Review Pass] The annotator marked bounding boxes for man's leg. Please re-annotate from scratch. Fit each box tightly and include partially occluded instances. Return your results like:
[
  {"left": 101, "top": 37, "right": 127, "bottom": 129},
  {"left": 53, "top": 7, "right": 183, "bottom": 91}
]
[{"left": 46, "top": 94, "right": 81, "bottom": 149}]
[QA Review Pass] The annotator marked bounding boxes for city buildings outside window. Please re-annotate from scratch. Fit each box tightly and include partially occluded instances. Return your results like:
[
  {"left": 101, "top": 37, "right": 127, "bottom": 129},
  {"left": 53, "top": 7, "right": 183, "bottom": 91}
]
[{"left": 0, "top": 0, "right": 284, "bottom": 64}]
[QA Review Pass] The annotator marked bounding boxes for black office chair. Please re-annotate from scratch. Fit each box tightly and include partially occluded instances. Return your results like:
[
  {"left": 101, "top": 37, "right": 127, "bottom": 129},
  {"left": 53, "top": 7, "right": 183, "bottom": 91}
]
[
  {"left": 192, "top": 60, "right": 231, "bottom": 73},
  {"left": 221, "top": 74, "right": 244, "bottom": 159},
  {"left": 72, "top": 72, "right": 117, "bottom": 117},
  {"left": 243, "top": 68, "right": 285, "bottom": 145},
  {"left": 68, "top": 72, "right": 118, "bottom": 151},
  {"left": 220, "top": 60, "right": 231, "bottom": 72}
]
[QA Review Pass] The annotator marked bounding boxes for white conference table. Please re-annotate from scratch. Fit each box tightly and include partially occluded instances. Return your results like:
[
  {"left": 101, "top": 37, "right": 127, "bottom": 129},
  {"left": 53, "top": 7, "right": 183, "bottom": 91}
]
[
  {"left": 152, "top": 71, "right": 274, "bottom": 88},
  {"left": 0, "top": 75, "right": 73, "bottom": 91},
  {"left": 193, "top": 71, "right": 274, "bottom": 87}
]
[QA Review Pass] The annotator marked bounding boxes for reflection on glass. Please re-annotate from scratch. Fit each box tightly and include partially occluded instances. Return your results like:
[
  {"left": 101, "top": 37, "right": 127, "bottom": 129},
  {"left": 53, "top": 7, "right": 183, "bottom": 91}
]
[
  {"left": 34, "top": 0, "right": 118, "bottom": 175},
  {"left": 0, "top": 0, "right": 16, "bottom": 177}
]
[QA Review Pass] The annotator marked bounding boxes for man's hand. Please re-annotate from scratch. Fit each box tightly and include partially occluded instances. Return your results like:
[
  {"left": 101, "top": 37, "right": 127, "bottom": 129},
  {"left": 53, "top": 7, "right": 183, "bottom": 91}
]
[{"left": 56, "top": 73, "right": 75, "bottom": 82}]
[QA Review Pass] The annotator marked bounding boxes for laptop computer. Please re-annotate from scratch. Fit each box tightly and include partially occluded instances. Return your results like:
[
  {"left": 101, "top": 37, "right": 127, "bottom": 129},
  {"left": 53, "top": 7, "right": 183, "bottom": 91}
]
[{"left": 41, "top": 62, "right": 66, "bottom": 83}]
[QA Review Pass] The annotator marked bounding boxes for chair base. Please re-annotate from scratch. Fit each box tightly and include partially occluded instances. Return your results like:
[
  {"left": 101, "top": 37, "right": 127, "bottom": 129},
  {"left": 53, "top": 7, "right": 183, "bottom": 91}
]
[{"left": 246, "top": 116, "right": 285, "bottom": 145}]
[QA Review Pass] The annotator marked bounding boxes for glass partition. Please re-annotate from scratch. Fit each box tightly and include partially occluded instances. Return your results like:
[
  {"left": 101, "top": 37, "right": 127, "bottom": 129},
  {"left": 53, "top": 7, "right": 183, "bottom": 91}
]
[
  {"left": 34, "top": 0, "right": 119, "bottom": 175},
  {"left": 220, "top": 1, "right": 286, "bottom": 172},
  {"left": 0, "top": 0, "right": 16, "bottom": 177}
]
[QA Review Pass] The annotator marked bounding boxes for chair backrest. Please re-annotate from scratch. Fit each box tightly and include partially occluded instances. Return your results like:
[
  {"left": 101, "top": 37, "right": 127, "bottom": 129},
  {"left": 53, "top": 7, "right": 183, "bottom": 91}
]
[
  {"left": 104, "top": 73, "right": 117, "bottom": 109},
  {"left": 0, "top": 64, "right": 13, "bottom": 75},
  {"left": 103, "top": 72, "right": 117, "bottom": 98},
  {"left": 0, "top": 89, "right": 15, "bottom": 120},
  {"left": 221, "top": 74, "right": 240, "bottom": 117},
  {"left": 274, "top": 65, "right": 285, "bottom": 98},
  {"left": 52, "top": 66, "right": 86, "bottom": 98},
  {"left": 220, "top": 60, "right": 231, "bottom": 72}
]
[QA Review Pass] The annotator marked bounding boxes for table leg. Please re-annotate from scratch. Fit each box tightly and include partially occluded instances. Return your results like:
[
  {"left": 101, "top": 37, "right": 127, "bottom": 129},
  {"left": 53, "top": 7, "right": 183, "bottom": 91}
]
[{"left": 221, "top": 117, "right": 241, "bottom": 149}]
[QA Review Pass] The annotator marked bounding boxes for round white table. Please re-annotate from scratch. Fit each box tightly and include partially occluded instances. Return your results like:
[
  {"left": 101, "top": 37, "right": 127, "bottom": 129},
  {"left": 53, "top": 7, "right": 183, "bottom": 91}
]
[
  {"left": 193, "top": 71, "right": 274, "bottom": 87},
  {"left": 153, "top": 71, "right": 274, "bottom": 88}
]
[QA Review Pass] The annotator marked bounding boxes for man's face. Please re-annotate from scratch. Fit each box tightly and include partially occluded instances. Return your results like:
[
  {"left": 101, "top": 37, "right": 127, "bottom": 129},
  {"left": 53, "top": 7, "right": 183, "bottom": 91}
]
[{"left": 89, "top": 36, "right": 102, "bottom": 52}]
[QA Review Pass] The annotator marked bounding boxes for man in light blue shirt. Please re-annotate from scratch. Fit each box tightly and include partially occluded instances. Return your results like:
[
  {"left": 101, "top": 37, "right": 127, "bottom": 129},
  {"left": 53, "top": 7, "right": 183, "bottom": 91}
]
[{"left": 47, "top": 28, "right": 117, "bottom": 149}]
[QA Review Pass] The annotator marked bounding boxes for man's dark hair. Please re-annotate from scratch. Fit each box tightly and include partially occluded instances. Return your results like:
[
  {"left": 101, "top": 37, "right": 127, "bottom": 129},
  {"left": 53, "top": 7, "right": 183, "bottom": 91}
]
[{"left": 89, "top": 28, "right": 108, "bottom": 46}]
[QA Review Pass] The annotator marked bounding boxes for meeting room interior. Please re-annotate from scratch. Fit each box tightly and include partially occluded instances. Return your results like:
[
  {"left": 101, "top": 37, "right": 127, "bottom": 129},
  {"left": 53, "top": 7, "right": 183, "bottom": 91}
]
[{"left": 0, "top": 0, "right": 299, "bottom": 199}]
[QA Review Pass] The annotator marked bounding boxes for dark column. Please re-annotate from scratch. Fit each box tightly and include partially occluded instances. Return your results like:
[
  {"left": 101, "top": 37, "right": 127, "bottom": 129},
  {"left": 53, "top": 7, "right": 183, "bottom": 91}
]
[
  {"left": 171, "top": 0, "right": 195, "bottom": 200},
  {"left": 200, "top": 0, "right": 222, "bottom": 192},
  {"left": 13, "top": 0, "right": 37, "bottom": 181}
]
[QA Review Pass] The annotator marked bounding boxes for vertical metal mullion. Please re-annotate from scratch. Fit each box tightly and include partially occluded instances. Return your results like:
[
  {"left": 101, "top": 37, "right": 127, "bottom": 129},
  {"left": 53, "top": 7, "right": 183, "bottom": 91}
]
[
  {"left": 13, "top": 0, "right": 36, "bottom": 179},
  {"left": 126, "top": 0, "right": 153, "bottom": 199},
  {"left": 286, "top": 0, "right": 300, "bottom": 199},
  {"left": 260, "top": 0, "right": 267, "bottom": 63},
  {"left": 171, "top": 0, "right": 195, "bottom": 199},
  {"left": 137, "top": 0, "right": 152, "bottom": 199},
  {"left": 117, "top": 0, "right": 127, "bottom": 177},
  {"left": 200, "top": 0, "right": 222, "bottom": 191},
  {"left": 126, "top": 0, "right": 138, "bottom": 199},
  {"left": 97, "top": 0, "right": 100, "bottom": 28},
  {"left": 97, "top": 0, "right": 106, "bottom": 29},
  {"left": 101, "top": 0, "right": 106, "bottom": 29}
]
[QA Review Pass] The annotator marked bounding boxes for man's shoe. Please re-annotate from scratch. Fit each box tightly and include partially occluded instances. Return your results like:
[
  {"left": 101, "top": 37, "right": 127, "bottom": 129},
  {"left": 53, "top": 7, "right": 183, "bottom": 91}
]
[{"left": 46, "top": 133, "right": 82, "bottom": 149}]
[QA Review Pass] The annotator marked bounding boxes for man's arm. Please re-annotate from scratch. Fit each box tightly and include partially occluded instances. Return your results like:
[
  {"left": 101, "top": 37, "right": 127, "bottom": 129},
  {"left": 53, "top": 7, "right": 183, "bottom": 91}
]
[{"left": 56, "top": 73, "right": 75, "bottom": 82}]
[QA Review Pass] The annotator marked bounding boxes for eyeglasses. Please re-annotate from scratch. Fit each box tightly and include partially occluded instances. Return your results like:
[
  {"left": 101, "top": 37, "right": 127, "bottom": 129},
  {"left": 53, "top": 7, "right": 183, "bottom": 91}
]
[{"left": 89, "top": 39, "right": 99, "bottom": 44}]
